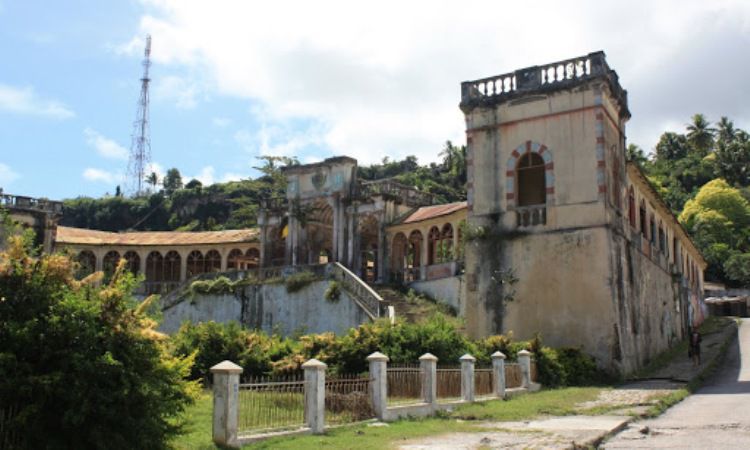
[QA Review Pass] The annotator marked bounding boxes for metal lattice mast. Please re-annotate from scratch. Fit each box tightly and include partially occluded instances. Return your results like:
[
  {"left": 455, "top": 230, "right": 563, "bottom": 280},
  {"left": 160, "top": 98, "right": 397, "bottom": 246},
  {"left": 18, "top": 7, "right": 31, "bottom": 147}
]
[{"left": 127, "top": 35, "right": 152, "bottom": 195}]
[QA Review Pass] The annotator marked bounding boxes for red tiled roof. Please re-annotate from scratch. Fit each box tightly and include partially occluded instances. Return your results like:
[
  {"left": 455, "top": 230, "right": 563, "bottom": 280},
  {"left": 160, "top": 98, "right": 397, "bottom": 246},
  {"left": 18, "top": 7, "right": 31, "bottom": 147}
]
[
  {"left": 56, "top": 226, "right": 259, "bottom": 246},
  {"left": 401, "top": 201, "right": 467, "bottom": 224}
]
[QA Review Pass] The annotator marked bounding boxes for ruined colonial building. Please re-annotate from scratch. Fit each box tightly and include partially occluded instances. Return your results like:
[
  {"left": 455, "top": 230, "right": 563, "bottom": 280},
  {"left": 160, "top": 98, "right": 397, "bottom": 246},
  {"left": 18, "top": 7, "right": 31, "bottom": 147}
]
[{"left": 48, "top": 51, "right": 705, "bottom": 373}]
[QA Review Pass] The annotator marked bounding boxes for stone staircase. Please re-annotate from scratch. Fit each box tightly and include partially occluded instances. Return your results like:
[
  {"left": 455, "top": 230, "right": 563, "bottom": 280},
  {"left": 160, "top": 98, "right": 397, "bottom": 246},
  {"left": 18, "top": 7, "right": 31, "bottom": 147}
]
[{"left": 374, "top": 286, "right": 457, "bottom": 323}]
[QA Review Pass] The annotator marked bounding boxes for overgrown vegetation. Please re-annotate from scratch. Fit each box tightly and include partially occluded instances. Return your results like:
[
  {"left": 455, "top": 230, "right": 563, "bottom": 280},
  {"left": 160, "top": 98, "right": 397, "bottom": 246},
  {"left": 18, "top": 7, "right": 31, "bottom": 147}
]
[
  {"left": 324, "top": 281, "right": 341, "bottom": 302},
  {"left": 169, "top": 317, "right": 604, "bottom": 386},
  {"left": 632, "top": 114, "right": 750, "bottom": 287},
  {"left": 0, "top": 235, "right": 198, "bottom": 449},
  {"left": 284, "top": 271, "right": 319, "bottom": 293}
]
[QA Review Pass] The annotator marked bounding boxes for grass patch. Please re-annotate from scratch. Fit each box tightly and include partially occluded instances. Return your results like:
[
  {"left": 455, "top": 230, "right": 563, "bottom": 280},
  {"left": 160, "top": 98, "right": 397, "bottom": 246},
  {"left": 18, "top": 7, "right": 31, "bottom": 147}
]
[
  {"left": 451, "top": 387, "right": 605, "bottom": 421},
  {"left": 171, "top": 391, "right": 216, "bottom": 449},
  {"left": 244, "top": 417, "right": 479, "bottom": 450}
]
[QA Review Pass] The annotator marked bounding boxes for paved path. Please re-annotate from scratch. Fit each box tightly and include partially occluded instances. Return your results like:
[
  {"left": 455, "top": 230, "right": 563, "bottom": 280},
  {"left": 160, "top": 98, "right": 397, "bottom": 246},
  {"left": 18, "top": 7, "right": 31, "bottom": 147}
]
[{"left": 605, "top": 318, "right": 750, "bottom": 449}]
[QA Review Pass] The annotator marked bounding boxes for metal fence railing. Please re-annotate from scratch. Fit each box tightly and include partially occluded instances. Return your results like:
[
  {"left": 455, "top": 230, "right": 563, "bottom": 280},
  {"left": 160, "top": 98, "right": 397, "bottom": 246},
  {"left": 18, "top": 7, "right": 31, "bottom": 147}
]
[
  {"left": 237, "top": 375, "right": 305, "bottom": 434},
  {"left": 436, "top": 366, "right": 462, "bottom": 401},
  {"left": 325, "top": 375, "right": 375, "bottom": 424},
  {"left": 386, "top": 364, "right": 422, "bottom": 405},
  {"left": 475, "top": 367, "right": 494, "bottom": 397},
  {"left": 531, "top": 360, "right": 538, "bottom": 382}
]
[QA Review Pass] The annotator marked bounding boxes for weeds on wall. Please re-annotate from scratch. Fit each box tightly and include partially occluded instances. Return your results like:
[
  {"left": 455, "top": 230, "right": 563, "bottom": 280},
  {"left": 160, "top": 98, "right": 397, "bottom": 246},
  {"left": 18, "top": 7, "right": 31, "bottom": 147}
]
[
  {"left": 188, "top": 274, "right": 261, "bottom": 296},
  {"left": 324, "top": 281, "right": 341, "bottom": 303},
  {"left": 284, "top": 271, "right": 320, "bottom": 293}
]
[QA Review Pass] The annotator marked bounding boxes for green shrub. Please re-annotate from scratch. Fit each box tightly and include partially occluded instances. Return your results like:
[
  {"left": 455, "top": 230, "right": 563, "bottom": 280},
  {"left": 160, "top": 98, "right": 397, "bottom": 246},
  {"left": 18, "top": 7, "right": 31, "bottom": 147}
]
[
  {"left": 0, "top": 238, "right": 197, "bottom": 449},
  {"left": 285, "top": 271, "right": 319, "bottom": 293},
  {"left": 324, "top": 281, "right": 341, "bottom": 302},
  {"left": 188, "top": 276, "right": 237, "bottom": 296}
]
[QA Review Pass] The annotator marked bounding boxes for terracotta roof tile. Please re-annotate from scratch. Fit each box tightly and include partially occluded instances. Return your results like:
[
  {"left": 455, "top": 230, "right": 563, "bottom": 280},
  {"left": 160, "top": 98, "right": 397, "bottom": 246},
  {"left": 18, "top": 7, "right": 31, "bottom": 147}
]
[
  {"left": 56, "top": 226, "right": 259, "bottom": 246},
  {"left": 401, "top": 201, "right": 467, "bottom": 224}
]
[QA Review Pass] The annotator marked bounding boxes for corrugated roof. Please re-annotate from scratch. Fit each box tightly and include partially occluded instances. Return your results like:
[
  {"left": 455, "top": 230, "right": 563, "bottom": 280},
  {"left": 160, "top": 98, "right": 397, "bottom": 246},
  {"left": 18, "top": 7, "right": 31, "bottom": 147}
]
[
  {"left": 401, "top": 201, "right": 467, "bottom": 224},
  {"left": 56, "top": 226, "right": 259, "bottom": 246}
]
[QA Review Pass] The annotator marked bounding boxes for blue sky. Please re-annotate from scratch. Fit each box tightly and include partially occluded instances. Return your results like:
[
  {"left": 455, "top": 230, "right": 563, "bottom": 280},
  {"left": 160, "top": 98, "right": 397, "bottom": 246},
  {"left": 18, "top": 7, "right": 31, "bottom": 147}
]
[{"left": 1, "top": 0, "right": 750, "bottom": 199}]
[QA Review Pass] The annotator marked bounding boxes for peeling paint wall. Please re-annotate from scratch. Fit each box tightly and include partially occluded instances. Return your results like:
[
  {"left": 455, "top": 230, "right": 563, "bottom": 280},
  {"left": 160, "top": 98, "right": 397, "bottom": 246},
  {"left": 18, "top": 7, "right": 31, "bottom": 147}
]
[
  {"left": 410, "top": 275, "right": 463, "bottom": 313},
  {"left": 160, "top": 280, "right": 370, "bottom": 336}
]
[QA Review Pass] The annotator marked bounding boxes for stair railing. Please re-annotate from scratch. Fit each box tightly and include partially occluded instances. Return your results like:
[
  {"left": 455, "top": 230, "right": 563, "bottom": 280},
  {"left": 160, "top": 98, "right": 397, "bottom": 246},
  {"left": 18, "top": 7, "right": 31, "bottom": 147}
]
[{"left": 330, "top": 262, "right": 393, "bottom": 321}]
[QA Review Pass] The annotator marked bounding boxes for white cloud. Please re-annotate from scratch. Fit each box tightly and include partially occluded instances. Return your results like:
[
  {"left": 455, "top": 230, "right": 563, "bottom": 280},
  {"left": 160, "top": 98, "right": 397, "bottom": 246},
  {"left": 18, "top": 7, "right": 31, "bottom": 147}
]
[
  {"left": 83, "top": 168, "right": 118, "bottom": 184},
  {"left": 212, "top": 117, "right": 231, "bottom": 127},
  {"left": 84, "top": 128, "right": 128, "bottom": 160},
  {"left": 112, "top": 35, "right": 145, "bottom": 56},
  {"left": 0, "top": 84, "right": 74, "bottom": 119},
  {"left": 189, "top": 166, "right": 215, "bottom": 185},
  {"left": 127, "top": 0, "right": 750, "bottom": 161},
  {"left": 0, "top": 163, "right": 20, "bottom": 186},
  {"left": 153, "top": 75, "right": 200, "bottom": 109}
]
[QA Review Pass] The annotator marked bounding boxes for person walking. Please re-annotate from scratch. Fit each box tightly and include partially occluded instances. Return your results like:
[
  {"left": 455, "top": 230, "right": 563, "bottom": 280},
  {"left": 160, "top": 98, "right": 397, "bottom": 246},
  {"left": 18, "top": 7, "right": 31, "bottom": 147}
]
[{"left": 689, "top": 329, "right": 702, "bottom": 367}]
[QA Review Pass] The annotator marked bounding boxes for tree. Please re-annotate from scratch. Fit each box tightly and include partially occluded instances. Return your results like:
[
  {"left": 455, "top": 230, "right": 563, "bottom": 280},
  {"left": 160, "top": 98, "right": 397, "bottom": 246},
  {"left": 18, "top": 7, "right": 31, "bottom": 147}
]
[
  {"left": 679, "top": 179, "right": 750, "bottom": 286},
  {"left": 686, "top": 113, "right": 716, "bottom": 156},
  {"left": 163, "top": 168, "right": 184, "bottom": 196},
  {"left": 0, "top": 238, "right": 198, "bottom": 449},
  {"left": 146, "top": 171, "right": 159, "bottom": 191},
  {"left": 185, "top": 178, "right": 202, "bottom": 189},
  {"left": 715, "top": 130, "right": 750, "bottom": 187}
]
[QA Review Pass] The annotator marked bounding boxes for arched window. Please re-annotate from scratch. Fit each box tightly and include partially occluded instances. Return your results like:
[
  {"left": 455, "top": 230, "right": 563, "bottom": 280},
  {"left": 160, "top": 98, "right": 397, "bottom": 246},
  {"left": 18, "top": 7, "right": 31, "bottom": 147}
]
[
  {"left": 187, "top": 250, "right": 205, "bottom": 277},
  {"left": 76, "top": 250, "right": 96, "bottom": 278},
  {"left": 649, "top": 214, "right": 656, "bottom": 244},
  {"left": 427, "top": 226, "right": 440, "bottom": 265},
  {"left": 441, "top": 223, "right": 454, "bottom": 262},
  {"left": 205, "top": 250, "right": 222, "bottom": 272},
  {"left": 146, "top": 251, "right": 163, "bottom": 282},
  {"left": 391, "top": 233, "right": 408, "bottom": 282},
  {"left": 628, "top": 187, "right": 636, "bottom": 228},
  {"left": 639, "top": 200, "right": 647, "bottom": 238},
  {"left": 246, "top": 248, "right": 260, "bottom": 268},
  {"left": 227, "top": 249, "right": 243, "bottom": 270},
  {"left": 408, "top": 230, "right": 423, "bottom": 269},
  {"left": 102, "top": 251, "right": 121, "bottom": 280},
  {"left": 123, "top": 251, "right": 140, "bottom": 275},
  {"left": 164, "top": 251, "right": 181, "bottom": 282},
  {"left": 517, "top": 153, "right": 546, "bottom": 206}
]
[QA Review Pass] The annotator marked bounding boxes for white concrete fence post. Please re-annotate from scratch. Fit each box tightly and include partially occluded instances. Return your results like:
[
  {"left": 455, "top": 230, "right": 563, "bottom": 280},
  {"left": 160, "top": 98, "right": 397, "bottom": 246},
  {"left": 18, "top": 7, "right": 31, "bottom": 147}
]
[
  {"left": 460, "top": 354, "right": 476, "bottom": 402},
  {"left": 419, "top": 353, "right": 438, "bottom": 405},
  {"left": 302, "top": 358, "right": 327, "bottom": 434},
  {"left": 367, "top": 351, "right": 389, "bottom": 420},
  {"left": 491, "top": 351, "right": 506, "bottom": 398},
  {"left": 518, "top": 349, "right": 532, "bottom": 388},
  {"left": 210, "top": 360, "right": 244, "bottom": 448}
]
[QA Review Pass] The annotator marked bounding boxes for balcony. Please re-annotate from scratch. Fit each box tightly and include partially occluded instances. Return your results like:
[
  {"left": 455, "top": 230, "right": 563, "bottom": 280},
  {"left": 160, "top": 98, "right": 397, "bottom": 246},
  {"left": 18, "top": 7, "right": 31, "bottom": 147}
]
[{"left": 515, "top": 205, "right": 546, "bottom": 228}]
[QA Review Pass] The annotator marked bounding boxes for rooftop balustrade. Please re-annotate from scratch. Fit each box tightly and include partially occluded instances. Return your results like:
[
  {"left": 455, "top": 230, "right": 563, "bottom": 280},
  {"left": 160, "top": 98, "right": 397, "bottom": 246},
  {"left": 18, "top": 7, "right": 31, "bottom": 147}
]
[
  {"left": 460, "top": 51, "right": 628, "bottom": 116},
  {"left": 0, "top": 193, "right": 63, "bottom": 215}
]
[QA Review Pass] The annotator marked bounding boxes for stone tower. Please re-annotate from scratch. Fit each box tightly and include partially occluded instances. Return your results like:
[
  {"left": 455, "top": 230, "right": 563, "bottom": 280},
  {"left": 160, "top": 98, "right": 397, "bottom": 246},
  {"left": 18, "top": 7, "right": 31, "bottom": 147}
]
[{"left": 459, "top": 52, "right": 632, "bottom": 366}]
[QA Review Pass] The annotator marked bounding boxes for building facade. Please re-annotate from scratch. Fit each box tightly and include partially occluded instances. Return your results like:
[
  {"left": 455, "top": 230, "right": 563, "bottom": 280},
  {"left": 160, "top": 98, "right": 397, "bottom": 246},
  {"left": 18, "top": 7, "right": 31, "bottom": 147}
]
[{"left": 45, "top": 51, "right": 706, "bottom": 373}]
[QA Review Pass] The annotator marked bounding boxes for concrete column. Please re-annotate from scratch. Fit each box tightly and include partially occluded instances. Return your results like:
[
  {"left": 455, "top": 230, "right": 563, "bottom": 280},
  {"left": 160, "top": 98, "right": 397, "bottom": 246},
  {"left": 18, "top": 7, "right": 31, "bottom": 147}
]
[
  {"left": 94, "top": 248, "right": 104, "bottom": 272},
  {"left": 367, "top": 352, "right": 389, "bottom": 420},
  {"left": 460, "top": 354, "right": 476, "bottom": 402},
  {"left": 302, "top": 358, "right": 326, "bottom": 434},
  {"left": 329, "top": 197, "right": 340, "bottom": 262},
  {"left": 220, "top": 248, "right": 228, "bottom": 272},
  {"left": 210, "top": 360, "right": 243, "bottom": 448},
  {"left": 419, "top": 353, "right": 437, "bottom": 405},
  {"left": 347, "top": 205, "right": 355, "bottom": 269},
  {"left": 179, "top": 250, "right": 187, "bottom": 282},
  {"left": 491, "top": 351, "right": 506, "bottom": 398},
  {"left": 258, "top": 225, "right": 268, "bottom": 267},
  {"left": 377, "top": 219, "right": 386, "bottom": 283},
  {"left": 337, "top": 201, "right": 346, "bottom": 263},
  {"left": 452, "top": 221, "right": 460, "bottom": 261},
  {"left": 138, "top": 249, "right": 148, "bottom": 279},
  {"left": 518, "top": 350, "right": 532, "bottom": 388}
]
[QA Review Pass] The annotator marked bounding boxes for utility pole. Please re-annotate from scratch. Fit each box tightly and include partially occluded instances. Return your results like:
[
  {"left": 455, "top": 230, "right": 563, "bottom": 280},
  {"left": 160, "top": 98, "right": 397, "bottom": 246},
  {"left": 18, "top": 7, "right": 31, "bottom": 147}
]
[{"left": 127, "top": 35, "right": 152, "bottom": 195}]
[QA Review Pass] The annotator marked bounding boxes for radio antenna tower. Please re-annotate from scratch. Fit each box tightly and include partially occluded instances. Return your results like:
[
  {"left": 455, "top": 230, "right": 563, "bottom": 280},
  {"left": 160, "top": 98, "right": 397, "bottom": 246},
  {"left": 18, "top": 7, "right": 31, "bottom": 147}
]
[{"left": 127, "top": 35, "right": 152, "bottom": 195}]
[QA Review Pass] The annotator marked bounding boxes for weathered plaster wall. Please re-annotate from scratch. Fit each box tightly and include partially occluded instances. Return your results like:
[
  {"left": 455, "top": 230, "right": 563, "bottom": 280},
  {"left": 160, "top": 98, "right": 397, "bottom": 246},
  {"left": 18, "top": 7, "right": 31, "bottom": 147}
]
[
  {"left": 410, "top": 275, "right": 463, "bottom": 313},
  {"left": 160, "top": 280, "right": 370, "bottom": 336},
  {"left": 502, "top": 226, "right": 616, "bottom": 365}
]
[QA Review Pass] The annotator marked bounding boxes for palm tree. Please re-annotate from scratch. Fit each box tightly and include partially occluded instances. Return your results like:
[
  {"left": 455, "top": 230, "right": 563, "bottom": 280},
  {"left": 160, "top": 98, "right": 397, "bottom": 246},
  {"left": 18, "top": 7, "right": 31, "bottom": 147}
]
[
  {"left": 686, "top": 113, "right": 716, "bottom": 155},
  {"left": 716, "top": 116, "right": 736, "bottom": 145},
  {"left": 146, "top": 172, "right": 159, "bottom": 191}
]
